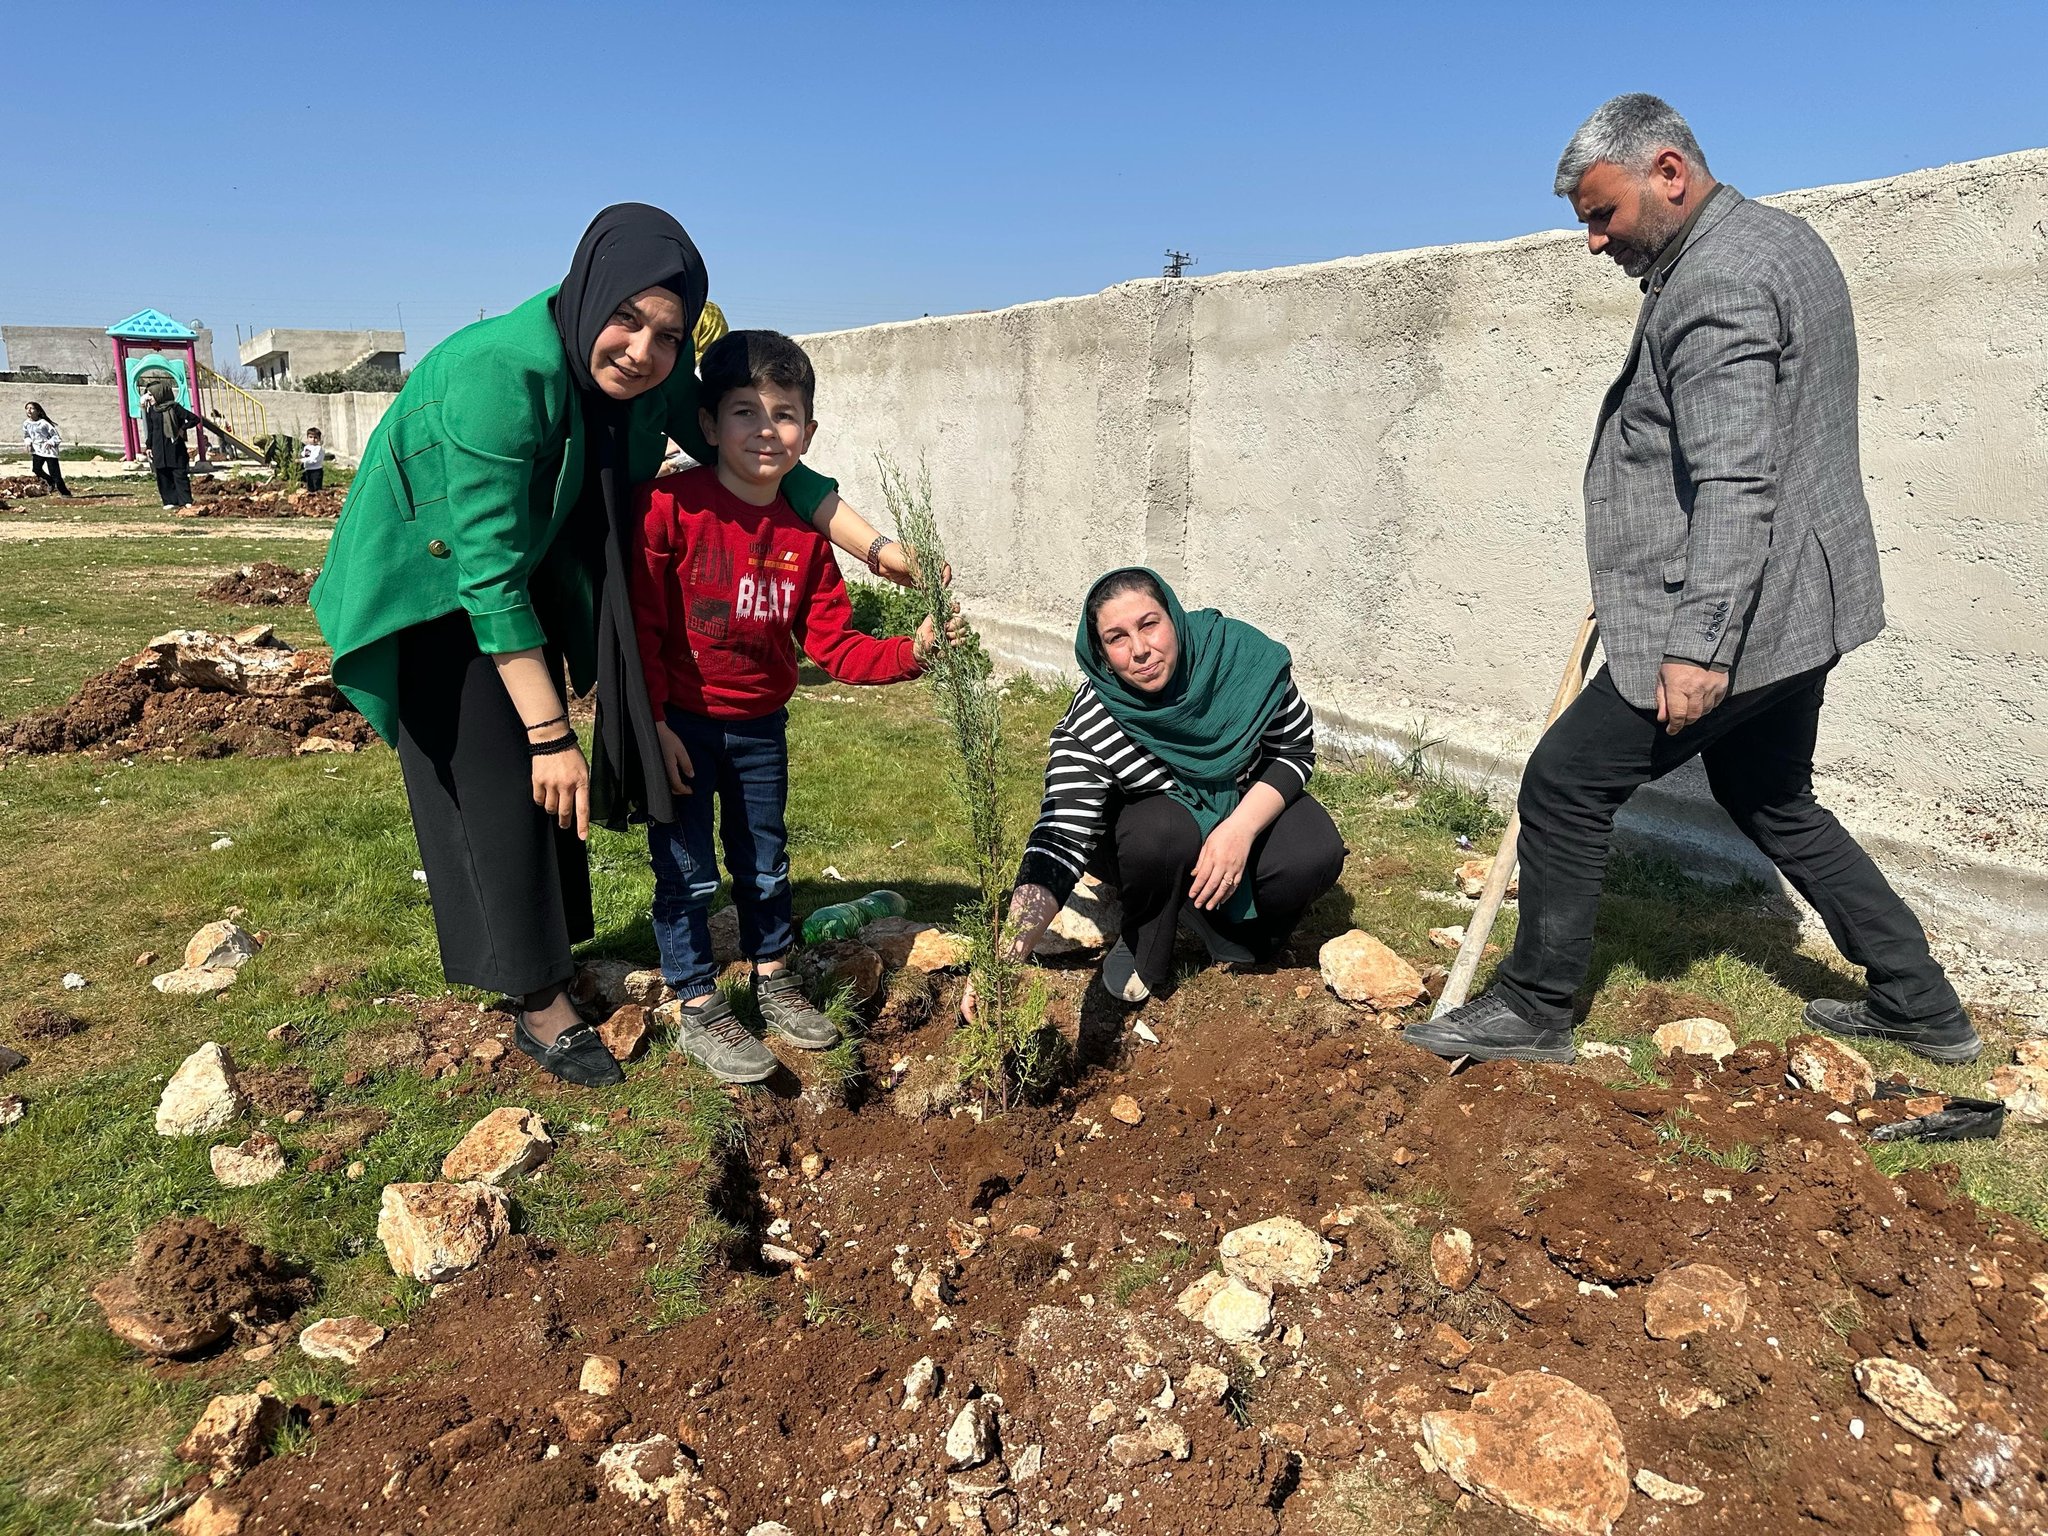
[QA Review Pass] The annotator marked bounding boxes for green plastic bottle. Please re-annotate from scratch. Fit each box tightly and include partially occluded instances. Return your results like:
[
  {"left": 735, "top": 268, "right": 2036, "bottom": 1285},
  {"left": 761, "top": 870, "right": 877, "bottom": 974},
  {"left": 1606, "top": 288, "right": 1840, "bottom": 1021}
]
[{"left": 802, "top": 889, "right": 908, "bottom": 945}]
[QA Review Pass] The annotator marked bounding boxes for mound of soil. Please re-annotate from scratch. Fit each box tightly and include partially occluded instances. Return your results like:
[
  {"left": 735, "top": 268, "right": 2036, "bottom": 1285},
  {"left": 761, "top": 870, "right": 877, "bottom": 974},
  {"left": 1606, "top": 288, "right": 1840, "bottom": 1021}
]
[
  {"left": 1, "top": 628, "right": 373, "bottom": 759},
  {"left": 92, "top": 1216, "right": 309, "bottom": 1358},
  {"left": 224, "top": 958, "right": 2048, "bottom": 1535},
  {"left": 200, "top": 562, "right": 318, "bottom": 606},
  {"left": 188, "top": 481, "right": 344, "bottom": 519},
  {"left": 11, "top": 1005, "right": 86, "bottom": 1040},
  {"left": 0, "top": 475, "right": 51, "bottom": 499}
]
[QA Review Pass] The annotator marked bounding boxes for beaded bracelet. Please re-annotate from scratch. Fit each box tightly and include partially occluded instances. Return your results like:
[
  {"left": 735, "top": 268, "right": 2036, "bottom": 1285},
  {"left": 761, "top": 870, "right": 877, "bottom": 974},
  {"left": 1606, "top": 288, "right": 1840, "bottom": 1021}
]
[
  {"left": 524, "top": 712, "right": 569, "bottom": 734},
  {"left": 527, "top": 734, "right": 581, "bottom": 758}
]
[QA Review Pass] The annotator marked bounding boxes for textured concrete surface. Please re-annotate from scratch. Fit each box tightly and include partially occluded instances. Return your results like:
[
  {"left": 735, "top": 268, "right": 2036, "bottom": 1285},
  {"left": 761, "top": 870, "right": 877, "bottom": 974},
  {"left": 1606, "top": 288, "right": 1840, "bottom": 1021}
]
[
  {"left": 0, "top": 381, "right": 395, "bottom": 461},
  {"left": 2, "top": 324, "right": 216, "bottom": 381},
  {"left": 237, "top": 328, "right": 406, "bottom": 385},
  {"left": 803, "top": 148, "right": 2048, "bottom": 985}
]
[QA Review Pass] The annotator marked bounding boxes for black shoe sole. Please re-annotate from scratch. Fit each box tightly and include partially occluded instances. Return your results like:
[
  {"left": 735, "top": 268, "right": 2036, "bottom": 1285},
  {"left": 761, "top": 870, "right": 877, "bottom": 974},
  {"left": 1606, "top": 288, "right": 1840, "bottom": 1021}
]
[
  {"left": 1399, "top": 1027, "right": 1577, "bottom": 1065},
  {"left": 1803, "top": 1003, "right": 1982, "bottom": 1065}
]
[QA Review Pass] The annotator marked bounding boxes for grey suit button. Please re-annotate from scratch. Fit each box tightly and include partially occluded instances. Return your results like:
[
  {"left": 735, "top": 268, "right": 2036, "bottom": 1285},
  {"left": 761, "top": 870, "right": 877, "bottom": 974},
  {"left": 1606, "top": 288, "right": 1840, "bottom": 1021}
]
[{"left": 427, "top": 539, "right": 451, "bottom": 558}]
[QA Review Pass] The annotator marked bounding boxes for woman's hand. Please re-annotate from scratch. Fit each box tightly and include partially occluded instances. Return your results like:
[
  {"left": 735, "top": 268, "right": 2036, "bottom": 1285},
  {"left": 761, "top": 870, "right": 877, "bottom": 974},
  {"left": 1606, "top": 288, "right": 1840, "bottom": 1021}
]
[
  {"left": 1189, "top": 819, "right": 1255, "bottom": 911},
  {"left": 958, "top": 884, "right": 1060, "bottom": 1024},
  {"left": 531, "top": 736, "right": 591, "bottom": 841},
  {"left": 913, "top": 603, "right": 971, "bottom": 662},
  {"left": 654, "top": 720, "right": 695, "bottom": 796},
  {"left": 877, "top": 540, "right": 952, "bottom": 591}
]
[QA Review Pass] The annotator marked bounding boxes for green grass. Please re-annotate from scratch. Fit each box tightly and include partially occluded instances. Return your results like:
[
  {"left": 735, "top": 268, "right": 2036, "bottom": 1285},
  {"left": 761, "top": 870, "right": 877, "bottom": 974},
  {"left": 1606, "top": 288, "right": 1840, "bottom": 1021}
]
[{"left": 1109, "top": 1243, "right": 1193, "bottom": 1307}]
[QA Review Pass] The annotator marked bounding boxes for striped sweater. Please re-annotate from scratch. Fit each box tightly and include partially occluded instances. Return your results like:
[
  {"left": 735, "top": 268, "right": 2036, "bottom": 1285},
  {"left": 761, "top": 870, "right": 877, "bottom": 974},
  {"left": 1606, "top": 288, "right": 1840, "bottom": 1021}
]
[{"left": 1014, "top": 680, "right": 1317, "bottom": 902}]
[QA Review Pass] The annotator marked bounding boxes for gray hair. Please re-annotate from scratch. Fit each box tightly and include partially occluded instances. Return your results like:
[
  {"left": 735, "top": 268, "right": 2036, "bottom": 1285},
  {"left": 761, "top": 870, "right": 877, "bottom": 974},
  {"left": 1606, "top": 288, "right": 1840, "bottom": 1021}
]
[{"left": 1553, "top": 93, "right": 1710, "bottom": 197}]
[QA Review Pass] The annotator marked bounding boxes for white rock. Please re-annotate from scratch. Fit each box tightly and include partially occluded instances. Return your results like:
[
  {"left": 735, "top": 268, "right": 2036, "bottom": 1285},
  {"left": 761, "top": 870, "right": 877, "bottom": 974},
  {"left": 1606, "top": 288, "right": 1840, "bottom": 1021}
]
[
  {"left": 61, "top": 972, "right": 88, "bottom": 990},
  {"left": 1200, "top": 1278, "right": 1274, "bottom": 1344},
  {"left": 156, "top": 1043, "right": 245, "bottom": 1136},
  {"left": 440, "top": 1106, "right": 553, "bottom": 1185},
  {"left": 597, "top": 1434, "right": 697, "bottom": 1505},
  {"left": 298, "top": 1316, "right": 385, "bottom": 1365},
  {"left": 1652, "top": 1017, "right": 1736, "bottom": 1064},
  {"left": 1219, "top": 1217, "right": 1332, "bottom": 1290},
  {"left": 376, "top": 1181, "right": 512, "bottom": 1284},
  {"left": 945, "top": 1396, "right": 1002, "bottom": 1470},
  {"left": 1854, "top": 1357, "right": 1963, "bottom": 1442},
  {"left": 902, "top": 1356, "right": 941, "bottom": 1411},
  {"left": 209, "top": 1131, "right": 286, "bottom": 1187},
  {"left": 152, "top": 966, "right": 239, "bottom": 997},
  {"left": 184, "top": 920, "right": 262, "bottom": 972},
  {"left": 1032, "top": 876, "right": 1123, "bottom": 956},
  {"left": 1634, "top": 1468, "right": 1704, "bottom": 1505}
]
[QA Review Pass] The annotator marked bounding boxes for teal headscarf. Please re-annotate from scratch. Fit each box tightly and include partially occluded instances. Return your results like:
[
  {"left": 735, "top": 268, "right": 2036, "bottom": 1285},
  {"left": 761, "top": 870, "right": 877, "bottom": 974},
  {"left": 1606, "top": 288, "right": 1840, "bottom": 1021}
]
[{"left": 1075, "top": 568, "right": 1294, "bottom": 922}]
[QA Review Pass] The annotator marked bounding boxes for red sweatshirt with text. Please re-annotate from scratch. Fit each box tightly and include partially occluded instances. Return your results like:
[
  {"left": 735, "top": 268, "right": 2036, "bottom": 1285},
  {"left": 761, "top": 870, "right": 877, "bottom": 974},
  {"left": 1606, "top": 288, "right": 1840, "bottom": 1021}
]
[{"left": 632, "top": 465, "right": 921, "bottom": 721}]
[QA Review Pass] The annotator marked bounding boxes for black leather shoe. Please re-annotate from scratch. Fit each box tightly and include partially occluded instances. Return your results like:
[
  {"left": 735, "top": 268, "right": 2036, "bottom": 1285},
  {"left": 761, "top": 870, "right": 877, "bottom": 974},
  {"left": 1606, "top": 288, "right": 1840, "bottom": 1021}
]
[
  {"left": 1804, "top": 998, "right": 1981, "bottom": 1065},
  {"left": 1401, "top": 994, "right": 1577, "bottom": 1064},
  {"left": 1178, "top": 906, "right": 1259, "bottom": 967},
  {"left": 513, "top": 1013, "right": 626, "bottom": 1087}
]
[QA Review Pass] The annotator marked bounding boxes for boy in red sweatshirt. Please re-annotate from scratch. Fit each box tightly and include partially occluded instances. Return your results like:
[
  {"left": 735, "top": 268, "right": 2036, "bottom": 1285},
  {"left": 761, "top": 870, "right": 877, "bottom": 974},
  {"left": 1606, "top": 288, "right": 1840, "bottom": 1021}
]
[{"left": 632, "top": 330, "right": 955, "bottom": 1083}]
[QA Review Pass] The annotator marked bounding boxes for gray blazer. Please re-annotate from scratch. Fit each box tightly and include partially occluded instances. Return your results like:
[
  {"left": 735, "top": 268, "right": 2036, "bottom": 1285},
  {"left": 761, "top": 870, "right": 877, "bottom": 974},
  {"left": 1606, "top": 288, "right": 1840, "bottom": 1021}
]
[{"left": 1583, "top": 187, "right": 1885, "bottom": 708}]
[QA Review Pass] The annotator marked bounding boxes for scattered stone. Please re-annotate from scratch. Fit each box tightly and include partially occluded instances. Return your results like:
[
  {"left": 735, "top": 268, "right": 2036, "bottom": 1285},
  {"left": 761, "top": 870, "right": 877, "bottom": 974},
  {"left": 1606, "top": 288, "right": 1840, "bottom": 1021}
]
[
  {"left": 907, "top": 928, "right": 972, "bottom": 973},
  {"left": 1032, "top": 874, "right": 1123, "bottom": 955},
  {"left": 910, "top": 1264, "right": 956, "bottom": 1313},
  {"left": 184, "top": 920, "right": 262, "bottom": 972},
  {"left": 92, "top": 1217, "right": 306, "bottom": 1358},
  {"left": 1889, "top": 1490, "right": 1944, "bottom": 1536},
  {"left": 598, "top": 1434, "right": 696, "bottom": 1504},
  {"left": 1182, "top": 1363, "right": 1231, "bottom": 1402},
  {"left": 1653, "top": 1017, "right": 1737, "bottom": 1064},
  {"left": 152, "top": 966, "right": 240, "bottom": 997},
  {"left": 266, "top": 1022, "right": 302, "bottom": 1045},
  {"left": 1634, "top": 1468, "right": 1704, "bottom": 1505},
  {"left": 1108, "top": 1429, "right": 1164, "bottom": 1468},
  {"left": 945, "top": 1396, "right": 1002, "bottom": 1470},
  {"left": 298, "top": 1316, "right": 384, "bottom": 1365},
  {"left": 1988, "top": 1061, "right": 2048, "bottom": 1125},
  {"left": 1855, "top": 1357, "right": 1963, "bottom": 1442},
  {"left": 1428, "top": 925, "right": 1466, "bottom": 950},
  {"left": 553, "top": 1394, "right": 630, "bottom": 1445},
  {"left": 707, "top": 905, "right": 743, "bottom": 966},
  {"left": 440, "top": 1106, "right": 553, "bottom": 1185},
  {"left": 800, "top": 1151, "right": 827, "bottom": 1179},
  {"left": 570, "top": 959, "right": 637, "bottom": 1008},
  {"left": 621, "top": 968, "right": 672, "bottom": 1007},
  {"left": 744, "top": 1525, "right": 797, "bottom": 1536},
  {"left": 210, "top": 1131, "right": 286, "bottom": 1187},
  {"left": 1421, "top": 1372, "right": 1630, "bottom": 1536},
  {"left": 178, "top": 1391, "right": 287, "bottom": 1480},
  {"left": 1642, "top": 1263, "right": 1748, "bottom": 1340},
  {"left": 471, "top": 1037, "right": 506, "bottom": 1064},
  {"left": 1430, "top": 1228, "right": 1478, "bottom": 1292},
  {"left": 1012, "top": 1443, "right": 1045, "bottom": 1483},
  {"left": 136, "top": 951, "right": 159, "bottom": 967},
  {"left": 0, "top": 1095, "right": 22, "bottom": 1128},
  {"left": 0, "top": 1045, "right": 23, "bottom": 1075},
  {"left": 902, "top": 1356, "right": 941, "bottom": 1411},
  {"left": 1109, "top": 1094, "right": 1144, "bottom": 1126},
  {"left": 598, "top": 1005, "right": 649, "bottom": 1062},
  {"left": 1132, "top": 1020, "right": 1160, "bottom": 1045},
  {"left": 175, "top": 1490, "right": 246, "bottom": 1535},
  {"left": 156, "top": 1043, "right": 245, "bottom": 1135},
  {"left": 1219, "top": 1216, "right": 1333, "bottom": 1290},
  {"left": 61, "top": 971, "right": 88, "bottom": 989},
  {"left": 1318, "top": 930, "right": 1427, "bottom": 1008},
  {"left": 581, "top": 1355, "right": 623, "bottom": 1397},
  {"left": 794, "top": 940, "right": 885, "bottom": 1006},
  {"left": 1787, "top": 1035, "right": 1877, "bottom": 1104},
  {"left": 860, "top": 917, "right": 934, "bottom": 968},
  {"left": 1199, "top": 1278, "right": 1273, "bottom": 1344},
  {"left": 1455, "top": 856, "right": 1517, "bottom": 900},
  {"left": 376, "top": 1181, "right": 512, "bottom": 1283}
]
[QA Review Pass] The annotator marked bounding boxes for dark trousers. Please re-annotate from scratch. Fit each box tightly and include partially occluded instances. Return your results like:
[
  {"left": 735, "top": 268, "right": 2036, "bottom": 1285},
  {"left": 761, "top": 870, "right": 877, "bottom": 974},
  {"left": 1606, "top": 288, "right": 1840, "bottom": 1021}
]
[
  {"left": 646, "top": 705, "right": 795, "bottom": 998},
  {"left": 154, "top": 465, "right": 192, "bottom": 507},
  {"left": 1094, "top": 791, "right": 1347, "bottom": 990},
  {"left": 30, "top": 455, "right": 70, "bottom": 496},
  {"left": 303, "top": 467, "right": 325, "bottom": 493},
  {"left": 1492, "top": 661, "right": 1959, "bottom": 1028},
  {"left": 393, "top": 612, "right": 592, "bottom": 997}
]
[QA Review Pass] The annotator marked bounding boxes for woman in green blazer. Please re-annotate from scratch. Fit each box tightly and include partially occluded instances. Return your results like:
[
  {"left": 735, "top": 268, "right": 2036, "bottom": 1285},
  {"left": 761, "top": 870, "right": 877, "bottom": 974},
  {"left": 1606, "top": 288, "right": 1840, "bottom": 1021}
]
[{"left": 312, "top": 204, "right": 920, "bottom": 1086}]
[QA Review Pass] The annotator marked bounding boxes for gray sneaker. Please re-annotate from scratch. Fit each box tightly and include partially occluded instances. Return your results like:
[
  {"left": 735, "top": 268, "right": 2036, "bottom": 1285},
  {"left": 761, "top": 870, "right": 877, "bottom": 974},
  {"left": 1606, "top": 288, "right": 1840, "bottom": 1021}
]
[
  {"left": 754, "top": 970, "right": 841, "bottom": 1050},
  {"left": 674, "top": 992, "right": 777, "bottom": 1084}
]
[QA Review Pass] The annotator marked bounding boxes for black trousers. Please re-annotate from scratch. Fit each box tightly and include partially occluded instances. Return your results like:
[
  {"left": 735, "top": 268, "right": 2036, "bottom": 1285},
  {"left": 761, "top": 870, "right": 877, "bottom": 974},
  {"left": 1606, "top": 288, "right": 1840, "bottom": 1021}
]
[
  {"left": 303, "top": 467, "right": 325, "bottom": 493},
  {"left": 154, "top": 465, "right": 192, "bottom": 506},
  {"left": 30, "top": 455, "right": 70, "bottom": 496},
  {"left": 394, "top": 612, "right": 592, "bottom": 997},
  {"left": 1492, "top": 661, "right": 1959, "bottom": 1028},
  {"left": 1092, "top": 791, "right": 1347, "bottom": 990}
]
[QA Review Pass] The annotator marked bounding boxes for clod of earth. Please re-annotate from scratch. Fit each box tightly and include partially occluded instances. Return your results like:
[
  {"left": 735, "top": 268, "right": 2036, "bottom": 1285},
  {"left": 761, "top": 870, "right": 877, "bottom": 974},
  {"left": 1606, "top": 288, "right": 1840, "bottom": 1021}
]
[
  {"left": 1317, "top": 929, "right": 1427, "bottom": 1008},
  {"left": 1787, "top": 1034, "right": 1877, "bottom": 1103},
  {"left": 180, "top": 1391, "right": 289, "bottom": 1481},
  {"left": 156, "top": 1042, "right": 246, "bottom": 1136},
  {"left": 92, "top": 1216, "right": 307, "bottom": 1358},
  {"left": 12, "top": 1004, "right": 85, "bottom": 1039},
  {"left": 1218, "top": 1216, "right": 1332, "bottom": 1289},
  {"left": 298, "top": 1316, "right": 385, "bottom": 1366},
  {"left": 0, "top": 1044, "right": 24, "bottom": 1075},
  {"left": 1421, "top": 1370, "right": 1631, "bottom": 1536},
  {"left": 1642, "top": 1262, "right": 1749, "bottom": 1340},
  {"left": 376, "top": 1181, "right": 513, "bottom": 1283},
  {"left": 1855, "top": 1357, "right": 1964, "bottom": 1442},
  {"left": 210, "top": 1131, "right": 286, "bottom": 1187},
  {"left": 1653, "top": 1016, "right": 1737, "bottom": 1064},
  {"left": 580, "top": 1354, "right": 623, "bottom": 1396},
  {"left": 1431, "top": 1227, "right": 1479, "bottom": 1292},
  {"left": 199, "top": 562, "right": 318, "bottom": 606},
  {"left": 598, "top": 1434, "right": 698, "bottom": 1504}
]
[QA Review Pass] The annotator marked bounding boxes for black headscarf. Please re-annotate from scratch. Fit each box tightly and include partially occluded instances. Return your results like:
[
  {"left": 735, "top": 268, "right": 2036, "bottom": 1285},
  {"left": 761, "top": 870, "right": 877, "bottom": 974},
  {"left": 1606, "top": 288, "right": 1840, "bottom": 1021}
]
[{"left": 548, "top": 203, "right": 708, "bottom": 830}]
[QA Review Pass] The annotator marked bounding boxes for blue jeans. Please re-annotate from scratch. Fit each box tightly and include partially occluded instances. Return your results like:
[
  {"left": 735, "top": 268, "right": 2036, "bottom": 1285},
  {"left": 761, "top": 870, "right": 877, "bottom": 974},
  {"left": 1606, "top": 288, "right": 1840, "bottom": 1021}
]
[{"left": 647, "top": 706, "right": 794, "bottom": 998}]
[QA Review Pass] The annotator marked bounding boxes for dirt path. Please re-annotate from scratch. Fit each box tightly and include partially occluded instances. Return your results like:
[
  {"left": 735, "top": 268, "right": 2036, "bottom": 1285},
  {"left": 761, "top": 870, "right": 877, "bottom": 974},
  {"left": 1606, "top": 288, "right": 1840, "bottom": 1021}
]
[{"left": 0, "top": 520, "right": 332, "bottom": 543}]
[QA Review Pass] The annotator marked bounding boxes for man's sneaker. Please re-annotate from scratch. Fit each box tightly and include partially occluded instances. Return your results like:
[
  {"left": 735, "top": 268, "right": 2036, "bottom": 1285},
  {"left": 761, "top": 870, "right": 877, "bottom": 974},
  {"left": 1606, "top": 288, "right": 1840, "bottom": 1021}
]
[
  {"left": 1401, "top": 993, "right": 1577, "bottom": 1064},
  {"left": 753, "top": 970, "right": 840, "bottom": 1050},
  {"left": 674, "top": 992, "right": 777, "bottom": 1083},
  {"left": 1179, "top": 906, "right": 1259, "bottom": 967},
  {"left": 1100, "top": 939, "right": 1150, "bottom": 1003},
  {"left": 1804, "top": 998, "right": 1981, "bottom": 1065}
]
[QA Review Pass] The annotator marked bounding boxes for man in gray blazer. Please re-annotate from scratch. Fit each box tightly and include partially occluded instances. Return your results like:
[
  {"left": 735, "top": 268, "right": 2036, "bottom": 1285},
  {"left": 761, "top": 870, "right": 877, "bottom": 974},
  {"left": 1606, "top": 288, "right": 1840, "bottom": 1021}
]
[{"left": 1406, "top": 93, "right": 1976, "bottom": 1066}]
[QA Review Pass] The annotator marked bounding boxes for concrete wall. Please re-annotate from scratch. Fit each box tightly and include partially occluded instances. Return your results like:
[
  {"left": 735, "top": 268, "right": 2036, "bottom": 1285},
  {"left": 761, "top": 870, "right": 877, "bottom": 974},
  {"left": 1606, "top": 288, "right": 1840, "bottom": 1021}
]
[
  {"left": 1, "top": 324, "right": 216, "bottom": 382},
  {"left": 0, "top": 380, "right": 396, "bottom": 461},
  {"left": 802, "top": 148, "right": 2048, "bottom": 974},
  {"left": 238, "top": 327, "right": 406, "bottom": 384}
]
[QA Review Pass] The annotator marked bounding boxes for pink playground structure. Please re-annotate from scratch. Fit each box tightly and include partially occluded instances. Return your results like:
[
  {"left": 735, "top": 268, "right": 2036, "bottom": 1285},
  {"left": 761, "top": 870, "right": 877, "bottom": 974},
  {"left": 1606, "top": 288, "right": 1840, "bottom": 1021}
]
[{"left": 107, "top": 308, "right": 211, "bottom": 463}]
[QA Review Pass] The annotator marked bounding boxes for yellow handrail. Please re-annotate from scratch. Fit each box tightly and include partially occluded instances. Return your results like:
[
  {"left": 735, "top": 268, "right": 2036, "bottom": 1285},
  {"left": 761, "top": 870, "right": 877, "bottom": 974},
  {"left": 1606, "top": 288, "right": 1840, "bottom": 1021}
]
[{"left": 197, "top": 365, "right": 270, "bottom": 461}]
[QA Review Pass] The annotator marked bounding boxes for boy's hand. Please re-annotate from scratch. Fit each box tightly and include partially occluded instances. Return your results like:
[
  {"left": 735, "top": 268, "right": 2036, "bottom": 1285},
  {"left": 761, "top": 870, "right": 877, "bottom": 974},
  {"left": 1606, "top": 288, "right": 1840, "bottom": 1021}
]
[
  {"left": 913, "top": 604, "right": 970, "bottom": 662},
  {"left": 877, "top": 541, "right": 951, "bottom": 591},
  {"left": 654, "top": 720, "right": 694, "bottom": 795}
]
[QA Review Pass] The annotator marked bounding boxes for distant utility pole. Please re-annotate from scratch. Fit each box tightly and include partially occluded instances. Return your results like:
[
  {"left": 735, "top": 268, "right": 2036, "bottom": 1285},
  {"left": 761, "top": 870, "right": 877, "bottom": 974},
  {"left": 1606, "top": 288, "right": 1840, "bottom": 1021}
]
[{"left": 1163, "top": 250, "right": 1197, "bottom": 278}]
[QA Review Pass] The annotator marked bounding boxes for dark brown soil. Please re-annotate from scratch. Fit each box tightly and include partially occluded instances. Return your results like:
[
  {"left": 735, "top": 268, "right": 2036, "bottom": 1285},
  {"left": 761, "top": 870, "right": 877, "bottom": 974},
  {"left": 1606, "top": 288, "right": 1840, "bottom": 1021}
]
[
  {"left": 188, "top": 481, "right": 344, "bottom": 519},
  {"left": 199, "top": 562, "right": 318, "bottom": 606},
  {"left": 0, "top": 652, "right": 373, "bottom": 758},
  {"left": 121, "top": 1217, "right": 310, "bottom": 1343},
  {"left": 221, "top": 966, "right": 2048, "bottom": 1534},
  {"left": 11, "top": 1005, "right": 86, "bottom": 1040},
  {"left": 0, "top": 476, "right": 51, "bottom": 499}
]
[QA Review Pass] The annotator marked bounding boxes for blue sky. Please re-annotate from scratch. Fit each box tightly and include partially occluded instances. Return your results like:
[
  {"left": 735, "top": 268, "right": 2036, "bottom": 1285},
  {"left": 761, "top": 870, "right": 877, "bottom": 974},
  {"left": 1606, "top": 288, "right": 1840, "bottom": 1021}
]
[{"left": 5, "top": 1, "right": 2043, "bottom": 363}]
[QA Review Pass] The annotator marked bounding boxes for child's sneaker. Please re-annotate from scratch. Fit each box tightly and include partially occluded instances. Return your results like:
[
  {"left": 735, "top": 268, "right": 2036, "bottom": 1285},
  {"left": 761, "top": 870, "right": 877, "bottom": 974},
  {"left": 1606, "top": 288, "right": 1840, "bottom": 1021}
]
[
  {"left": 753, "top": 970, "right": 841, "bottom": 1050},
  {"left": 674, "top": 992, "right": 777, "bottom": 1083}
]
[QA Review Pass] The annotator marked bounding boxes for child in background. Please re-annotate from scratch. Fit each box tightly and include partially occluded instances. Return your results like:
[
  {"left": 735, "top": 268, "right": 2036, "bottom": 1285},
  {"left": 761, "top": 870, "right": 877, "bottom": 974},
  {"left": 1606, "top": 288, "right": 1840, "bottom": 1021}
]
[
  {"left": 20, "top": 403, "right": 71, "bottom": 497},
  {"left": 631, "top": 329, "right": 962, "bottom": 1083},
  {"left": 300, "top": 428, "right": 326, "bottom": 492}
]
